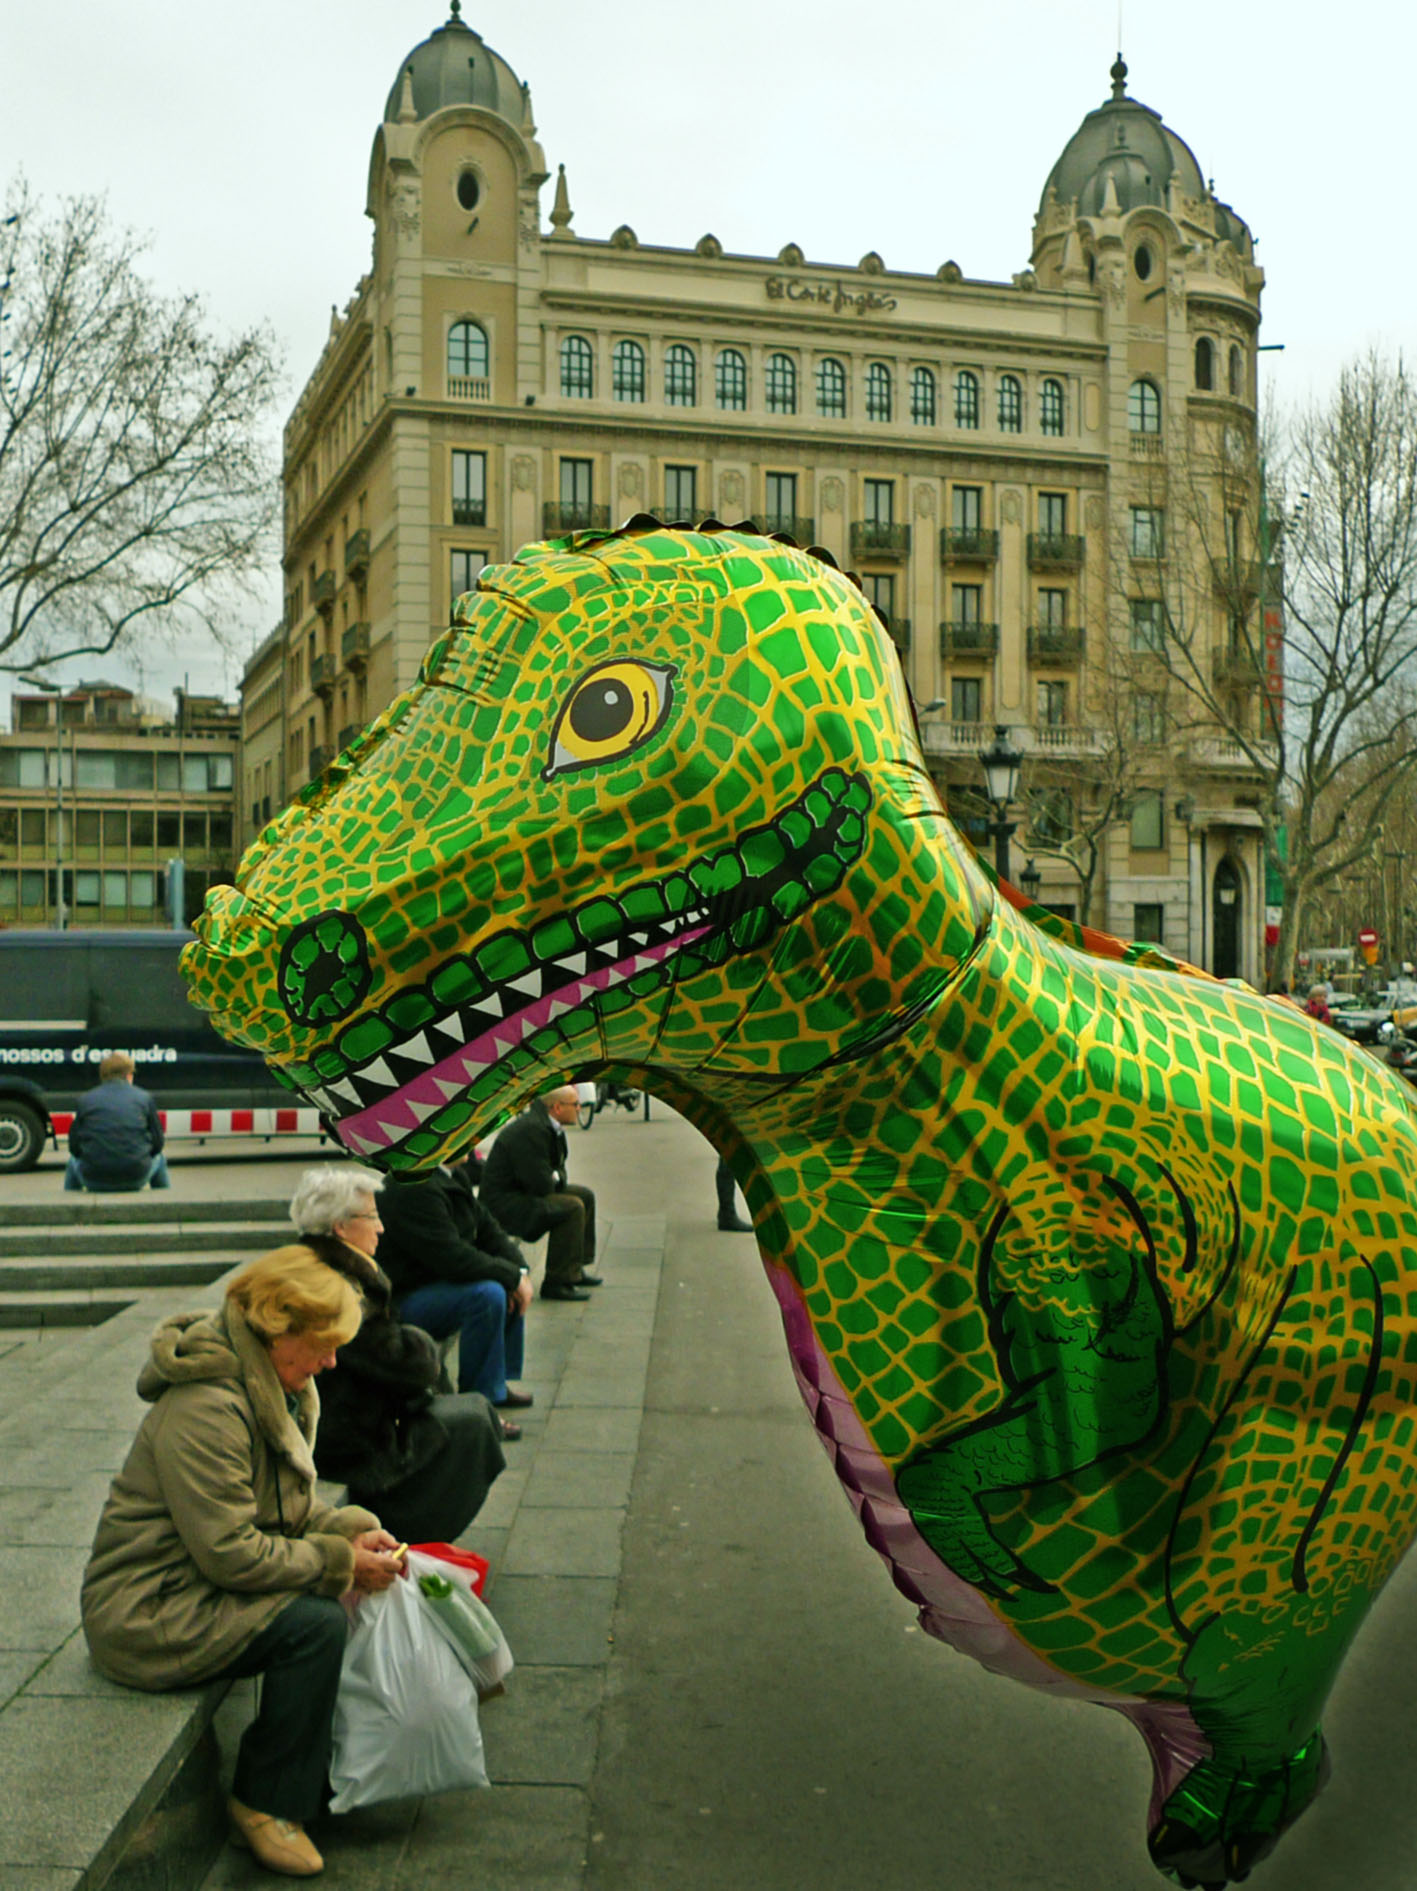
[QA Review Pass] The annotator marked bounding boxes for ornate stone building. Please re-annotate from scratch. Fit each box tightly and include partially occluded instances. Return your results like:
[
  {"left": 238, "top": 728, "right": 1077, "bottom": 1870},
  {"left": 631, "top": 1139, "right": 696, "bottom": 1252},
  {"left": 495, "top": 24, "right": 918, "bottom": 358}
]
[{"left": 267, "top": 8, "right": 1269, "bottom": 983}]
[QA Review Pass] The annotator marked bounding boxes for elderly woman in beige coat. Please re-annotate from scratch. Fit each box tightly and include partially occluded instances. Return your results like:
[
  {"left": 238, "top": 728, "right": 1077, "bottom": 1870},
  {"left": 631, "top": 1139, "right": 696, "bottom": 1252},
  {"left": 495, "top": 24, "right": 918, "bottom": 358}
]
[{"left": 82, "top": 1247, "right": 404, "bottom": 1879}]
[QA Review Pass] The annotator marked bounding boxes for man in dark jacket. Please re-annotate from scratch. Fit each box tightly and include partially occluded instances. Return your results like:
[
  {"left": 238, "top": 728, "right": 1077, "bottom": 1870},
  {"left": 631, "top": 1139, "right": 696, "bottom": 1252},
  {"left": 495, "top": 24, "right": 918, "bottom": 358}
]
[
  {"left": 480, "top": 1086, "right": 598, "bottom": 1302},
  {"left": 64, "top": 1051, "right": 169, "bottom": 1191},
  {"left": 376, "top": 1163, "right": 534, "bottom": 1415}
]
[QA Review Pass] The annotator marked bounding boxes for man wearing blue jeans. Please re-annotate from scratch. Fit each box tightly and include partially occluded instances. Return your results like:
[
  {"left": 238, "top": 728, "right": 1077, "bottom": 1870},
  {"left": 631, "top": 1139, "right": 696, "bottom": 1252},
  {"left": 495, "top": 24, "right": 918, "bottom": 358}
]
[
  {"left": 376, "top": 1163, "right": 534, "bottom": 1423},
  {"left": 64, "top": 1052, "right": 170, "bottom": 1191}
]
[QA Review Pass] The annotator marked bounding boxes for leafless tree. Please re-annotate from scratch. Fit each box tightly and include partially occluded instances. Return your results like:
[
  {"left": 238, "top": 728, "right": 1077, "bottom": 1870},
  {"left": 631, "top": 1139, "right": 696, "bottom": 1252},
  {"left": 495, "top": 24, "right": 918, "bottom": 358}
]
[
  {"left": 0, "top": 179, "right": 282, "bottom": 675},
  {"left": 1137, "top": 351, "right": 1417, "bottom": 987}
]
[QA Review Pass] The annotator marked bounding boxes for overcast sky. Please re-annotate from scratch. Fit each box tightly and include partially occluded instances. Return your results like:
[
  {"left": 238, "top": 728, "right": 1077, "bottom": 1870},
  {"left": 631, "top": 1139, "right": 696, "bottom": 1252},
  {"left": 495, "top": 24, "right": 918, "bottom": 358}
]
[{"left": 2, "top": 0, "right": 1413, "bottom": 720}]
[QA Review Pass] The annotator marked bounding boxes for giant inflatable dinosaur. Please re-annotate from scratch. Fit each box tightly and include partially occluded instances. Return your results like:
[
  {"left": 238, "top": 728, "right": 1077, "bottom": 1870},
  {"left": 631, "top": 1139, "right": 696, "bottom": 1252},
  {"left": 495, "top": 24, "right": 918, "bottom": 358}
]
[{"left": 182, "top": 522, "right": 1417, "bottom": 1887}]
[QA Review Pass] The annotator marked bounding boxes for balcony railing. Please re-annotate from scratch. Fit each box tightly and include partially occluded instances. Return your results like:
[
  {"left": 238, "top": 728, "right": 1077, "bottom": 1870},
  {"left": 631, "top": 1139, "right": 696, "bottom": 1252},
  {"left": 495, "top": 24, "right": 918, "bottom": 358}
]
[
  {"left": 1129, "top": 434, "right": 1166, "bottom": 459},
  {"left": 939, "top": 527, "right": 1000, "bottom": 562},
  {"left": 308, "top": 746, "right": 332, "bottom": 778},
  {"left": 759, "top": 513, "right": 816, "bottom": 543},
  {"left": 939, "top": 621, "right": 999, "bottom": 659},
  {"left": 311, "top": 570, "right": 336, "bottom": 616},
  {"left": 543, "top": 502, "right": 612, "bottom": 534},
  {"left": 1211, "top": 644, "right": 1266, "bottom": 686},
  {"left": 341, "top": 621, "right": 371, "bottom": 671},
  {"left": 1213, "top": 560, "right": 1263, "bottom": 599},
  {"left": 884, "top": 617, "right": 911, "bottom": 653},
  {"left": 1027, "top": 625, "right": 1085, "bottom": 663},
  {"left": 850, "top": 520, "right": 911, "bottom": 559},
  {"left": 920, "top": 720, "right": 990, "bottom": 757},
  {"left": 310, "top": 652, "right": 338, "bottom": 698},
  {"left": 453, "top": 500, "right": 487, "bottom": 527},
  {"left": 447, "top": 376, "right": 492, "bottom": 402},
  {"left": 1026, "top": 533, "right": 1085, "bottom": 569},
  {"left": 343, "top": 528, "right": 370, "bottom": 579},
  {"left": 1031, "top": 723, "right": 1098, "bottom": 754}
]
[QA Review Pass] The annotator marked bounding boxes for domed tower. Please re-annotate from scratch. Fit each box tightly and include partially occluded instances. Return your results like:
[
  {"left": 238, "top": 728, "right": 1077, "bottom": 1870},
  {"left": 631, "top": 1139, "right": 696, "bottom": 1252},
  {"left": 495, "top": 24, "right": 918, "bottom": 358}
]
[
  {"left": 1031, "top": 57, "right": 1262, "bottom": 411},
  {"left": 366, "top": 3, "right": 548, "bottom": 407}
]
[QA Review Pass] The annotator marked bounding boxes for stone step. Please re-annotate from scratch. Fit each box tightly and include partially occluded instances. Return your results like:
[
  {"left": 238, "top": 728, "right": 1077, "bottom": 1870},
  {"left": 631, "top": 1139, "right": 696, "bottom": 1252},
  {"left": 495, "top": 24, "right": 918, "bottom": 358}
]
[
  {"left": 1, "top": 1197, "right": 290, "bottom": 1228},
  {"left": 0, "top": 1255, "right": 238, "bottom": 1292},
  {"left": 0, "top": 1290, "right": 136, "bottom": 1328},
  {"left": 0, "top": 1223, "right": 281, "bottom": 1259}
]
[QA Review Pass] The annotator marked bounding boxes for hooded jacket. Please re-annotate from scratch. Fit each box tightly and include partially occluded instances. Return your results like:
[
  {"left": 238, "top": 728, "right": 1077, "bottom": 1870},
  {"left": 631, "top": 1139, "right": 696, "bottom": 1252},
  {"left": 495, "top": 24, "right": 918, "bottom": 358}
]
[{"left": 80, "top": 1300, "right": 378, "bottom": 1690}]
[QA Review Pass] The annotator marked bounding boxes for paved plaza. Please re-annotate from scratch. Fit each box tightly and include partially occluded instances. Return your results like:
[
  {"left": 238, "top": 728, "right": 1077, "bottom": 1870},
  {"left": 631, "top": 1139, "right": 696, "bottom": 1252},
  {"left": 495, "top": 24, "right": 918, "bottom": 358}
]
[{"left": 6, "top": 1111, "right": 1417, "bottom": 1888}]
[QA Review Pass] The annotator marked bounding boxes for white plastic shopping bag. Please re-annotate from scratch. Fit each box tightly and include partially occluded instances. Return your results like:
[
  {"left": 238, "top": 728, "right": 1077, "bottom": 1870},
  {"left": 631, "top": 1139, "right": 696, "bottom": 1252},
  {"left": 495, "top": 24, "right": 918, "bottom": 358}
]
[
  {"left": 328, "top": 1574, "right": 488, "bottom": 1811},
  {"left": 407, "top": 1547, "right": 514, "bottom": 1698}
]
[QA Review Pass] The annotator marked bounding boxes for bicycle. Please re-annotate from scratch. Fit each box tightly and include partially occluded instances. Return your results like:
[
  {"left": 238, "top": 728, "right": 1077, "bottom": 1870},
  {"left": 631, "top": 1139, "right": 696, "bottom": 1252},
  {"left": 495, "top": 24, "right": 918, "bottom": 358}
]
[{"left": 578, "top": 1080, "right": 641, "bottom": 1129}]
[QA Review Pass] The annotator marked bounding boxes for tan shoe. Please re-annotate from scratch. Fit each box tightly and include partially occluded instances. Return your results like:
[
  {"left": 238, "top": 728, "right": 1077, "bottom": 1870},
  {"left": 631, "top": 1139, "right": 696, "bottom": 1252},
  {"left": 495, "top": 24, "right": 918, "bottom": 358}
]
[{"left": 227, "top": 1797, "right": 324, "bottom": 1876}]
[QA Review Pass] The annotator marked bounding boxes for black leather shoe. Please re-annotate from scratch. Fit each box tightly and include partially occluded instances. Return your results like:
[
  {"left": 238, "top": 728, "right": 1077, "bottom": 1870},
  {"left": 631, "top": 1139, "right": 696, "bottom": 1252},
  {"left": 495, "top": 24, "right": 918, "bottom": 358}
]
[
  {"left": 496, "top": 1389, "right": 534, "bottom": 1408},
  {"left": 577, "top": 1272, "right": 604, "bottom": 1287},
  {"left": 541, "top": 1282, "right": 591, "bottom": 1302},
  {"left": 717, "top": 1215, "right": 753, "bottom": 1233}
]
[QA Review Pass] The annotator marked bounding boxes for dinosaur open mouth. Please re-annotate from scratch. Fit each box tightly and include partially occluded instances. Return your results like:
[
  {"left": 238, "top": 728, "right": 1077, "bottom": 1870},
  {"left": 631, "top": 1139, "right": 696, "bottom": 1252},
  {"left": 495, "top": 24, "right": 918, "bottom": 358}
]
[{"left": 282, "top": 767, "right": 870, "bottom": 1167}]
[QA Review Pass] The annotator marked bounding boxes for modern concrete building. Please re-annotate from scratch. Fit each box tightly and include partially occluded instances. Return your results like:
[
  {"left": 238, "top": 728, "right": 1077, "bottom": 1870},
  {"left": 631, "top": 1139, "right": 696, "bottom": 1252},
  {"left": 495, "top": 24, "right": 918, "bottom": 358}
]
[
  {"left": 268, "top": 6, "right": 1270, "bottom": 982},
  {"left": 0, "top": 684, "right": 239, "bottom": 929}
]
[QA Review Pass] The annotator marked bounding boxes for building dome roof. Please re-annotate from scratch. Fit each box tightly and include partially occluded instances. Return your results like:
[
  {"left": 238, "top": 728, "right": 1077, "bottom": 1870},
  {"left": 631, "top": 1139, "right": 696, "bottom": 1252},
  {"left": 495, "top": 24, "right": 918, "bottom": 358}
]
[
  {"left": 1040, "top": 58, "right": 1206, "bottom": 219},
  {"left": 383, "top": 3, "right": 525, "bottom": 125}
]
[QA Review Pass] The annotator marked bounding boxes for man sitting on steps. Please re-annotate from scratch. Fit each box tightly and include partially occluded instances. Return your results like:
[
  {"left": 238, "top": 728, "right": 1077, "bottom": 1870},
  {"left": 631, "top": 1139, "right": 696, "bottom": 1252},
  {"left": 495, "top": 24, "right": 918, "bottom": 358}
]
[
  {"left": 480, "top": 1085, "right": 600, "bottom": 1302},
  {"left": 64, "top": 1052, "right": 170, "bottom": 1192}
]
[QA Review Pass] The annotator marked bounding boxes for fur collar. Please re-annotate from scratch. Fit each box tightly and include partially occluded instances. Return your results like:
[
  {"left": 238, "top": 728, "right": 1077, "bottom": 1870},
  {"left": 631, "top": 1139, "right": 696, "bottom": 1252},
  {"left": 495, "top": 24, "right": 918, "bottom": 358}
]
[{"left": 139, "top": 1302, "right": 318, "bottom": 1480}]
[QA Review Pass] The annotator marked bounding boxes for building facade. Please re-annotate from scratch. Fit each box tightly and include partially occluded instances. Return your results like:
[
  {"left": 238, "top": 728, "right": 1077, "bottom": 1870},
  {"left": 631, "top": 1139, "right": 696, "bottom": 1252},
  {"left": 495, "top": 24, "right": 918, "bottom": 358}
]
[
  {"left": 268, "top": 8, "right": 1270, "bottom": 983},
  {"left": 0, "top": 685, "right": 239, "bottom": 930}
]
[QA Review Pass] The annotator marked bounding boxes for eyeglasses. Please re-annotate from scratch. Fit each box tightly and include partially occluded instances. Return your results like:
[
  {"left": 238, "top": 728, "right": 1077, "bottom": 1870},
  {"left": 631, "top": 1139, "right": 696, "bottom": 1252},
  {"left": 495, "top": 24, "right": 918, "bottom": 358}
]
[{"left": 345, "top": 1212, "right": 382, "bottom": 1222}]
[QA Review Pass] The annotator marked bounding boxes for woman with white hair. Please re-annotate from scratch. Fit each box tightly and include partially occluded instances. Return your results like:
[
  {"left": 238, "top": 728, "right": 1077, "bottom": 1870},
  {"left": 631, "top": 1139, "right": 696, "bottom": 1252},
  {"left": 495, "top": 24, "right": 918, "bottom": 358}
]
[{"left": 288, "top": 1164, "right": 508, "bottom": 1543}]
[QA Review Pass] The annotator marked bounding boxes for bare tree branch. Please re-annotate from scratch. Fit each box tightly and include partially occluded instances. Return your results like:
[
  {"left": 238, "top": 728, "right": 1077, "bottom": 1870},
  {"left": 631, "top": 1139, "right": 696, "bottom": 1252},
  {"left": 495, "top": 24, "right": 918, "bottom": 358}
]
[{"left": 0, "top": 178, "right": 282, "bottom": 674}]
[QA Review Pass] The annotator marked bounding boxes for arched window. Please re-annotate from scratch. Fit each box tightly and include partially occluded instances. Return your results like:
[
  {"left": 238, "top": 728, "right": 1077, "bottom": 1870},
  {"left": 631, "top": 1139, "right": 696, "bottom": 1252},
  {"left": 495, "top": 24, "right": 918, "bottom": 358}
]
[
  {"left": 954, "top": 369, "right": 980, "bottom": 430},
  {"left": 612, "top": 339, "right": 645, "bottom": 403},
  {"left": 715, "top": 348, "right": 747, "bottom": 411},
  {"left": 1128, "top": 379, "right": 1161, "bottom": 434},
  {"left": 1040, "top": 378, "right": 1064, "bottom": 436},
  {"left": 866, "top": 362, "right": 892, "bottom": 423},
  {"left": 560, "top": 334, "right": 593, "bottom": 399},
  {"left": 816, "top": 357, "right": 846, "bottom": 418},
  {"left": 665, "top": 344, "right": 697, "bottom": 407},
  {"left": 765, "top": 353, "right": 797, "bottom": 415},
  {"left": 448, "top": 320, "right": 488, "bottom": 382},
  {"left": 1228, "top": 344, "right": 1244, "bottom": 398},
  {"left": 1194, "top": 337, "right": 1214, "bottom": 391},
  {"left": 909, "top": 367, "right": 937, "bottom": 426},
  {"left": 998, "top": 374, "right": 1023, "bottom": 433}
]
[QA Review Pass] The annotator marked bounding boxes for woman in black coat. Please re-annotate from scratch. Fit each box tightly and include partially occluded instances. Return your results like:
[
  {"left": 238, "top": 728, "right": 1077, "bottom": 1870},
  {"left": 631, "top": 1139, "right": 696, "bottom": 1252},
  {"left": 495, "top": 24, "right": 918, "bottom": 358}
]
[{"left": 289, "top": 1166, "right": 506, "bottom": 1543}]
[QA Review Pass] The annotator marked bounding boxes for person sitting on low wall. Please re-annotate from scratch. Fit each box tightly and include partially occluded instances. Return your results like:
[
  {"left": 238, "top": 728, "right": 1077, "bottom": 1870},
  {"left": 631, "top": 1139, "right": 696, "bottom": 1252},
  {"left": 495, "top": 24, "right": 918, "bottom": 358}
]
[{"left": 64, "top": 1051, "right": 169, "bottom": 1191}]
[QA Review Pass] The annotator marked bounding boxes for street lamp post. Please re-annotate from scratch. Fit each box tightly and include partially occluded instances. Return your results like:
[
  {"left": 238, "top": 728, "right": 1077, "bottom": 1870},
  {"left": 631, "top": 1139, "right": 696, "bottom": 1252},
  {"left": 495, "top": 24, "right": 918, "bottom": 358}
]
[
  {"left": 978, "top": 724, "right": 1025, "bottom": 883},
  {"left": 17, "top": 674, "right": 65, "bottom": 930},
  {"left": 1019, "top": 857, "right": 1042, "bottom": 906}
]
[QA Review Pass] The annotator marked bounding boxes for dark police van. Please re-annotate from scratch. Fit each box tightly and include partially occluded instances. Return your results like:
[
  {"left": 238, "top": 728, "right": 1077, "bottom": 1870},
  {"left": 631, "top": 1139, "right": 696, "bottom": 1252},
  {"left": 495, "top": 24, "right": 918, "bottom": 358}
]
[{"left": 0, "top": 930, "right": 320, "bottom": 1172}]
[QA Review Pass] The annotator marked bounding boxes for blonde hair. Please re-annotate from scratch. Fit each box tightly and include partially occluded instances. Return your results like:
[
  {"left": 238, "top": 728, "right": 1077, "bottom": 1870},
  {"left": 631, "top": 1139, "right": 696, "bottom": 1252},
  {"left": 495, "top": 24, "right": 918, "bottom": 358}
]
[
  {"left": 99, "top": 1052, "right": 134, "bottom": 1082},
  {"left": 227, "top": 1245, "right": 361, "bottom": 1350}
]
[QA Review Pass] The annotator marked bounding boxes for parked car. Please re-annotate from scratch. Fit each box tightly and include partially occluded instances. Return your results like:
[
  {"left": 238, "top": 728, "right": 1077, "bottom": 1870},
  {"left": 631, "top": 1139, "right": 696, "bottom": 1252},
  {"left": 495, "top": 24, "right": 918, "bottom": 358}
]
[{"left": 0, "top": 930, "right": 320, "bottom": 1172}]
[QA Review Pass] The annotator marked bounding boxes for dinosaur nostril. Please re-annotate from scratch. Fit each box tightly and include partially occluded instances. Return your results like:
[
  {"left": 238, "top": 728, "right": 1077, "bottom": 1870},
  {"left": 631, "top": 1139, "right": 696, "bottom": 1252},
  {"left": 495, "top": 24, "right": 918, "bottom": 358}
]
[{"left": 277, "top": 909, "right": 373, "bottom": 1028}]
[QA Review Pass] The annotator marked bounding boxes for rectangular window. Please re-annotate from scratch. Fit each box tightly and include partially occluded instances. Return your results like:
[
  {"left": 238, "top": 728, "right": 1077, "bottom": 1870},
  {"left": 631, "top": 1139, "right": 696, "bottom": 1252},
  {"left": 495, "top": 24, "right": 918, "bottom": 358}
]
[
  {"left": 74, "top": 870, "right": 100, "bottom": 909},
  {"left": 1037, "top": 680, "right": 1068, "bottom": 726},
  {"left": 130, "top": 870, "right": 156, "bottom": 909},
  {"left": 75, "top": 752, "right": 118, "bottom": 790},
  {"left": 0, "top": 750, "right": 46, "bottom": 789},
  {"left": 157, "top": 812, "right": 180, "bottom": 851},
  {"left": 131, "top": 810, "right": 155, "bottom": 850},
  {"left": 951, "top": 486, "right": 982, "bottom": 532},
  {"left": 664, "top": 464, "right": 697, "bottom": 520},
  {"left": 0, "top": 809, "right": 15, "bottom": 856},
  {"left": 103, "top": 870, "right": 127, "bottom": 910},
  {"left": 764, "top": 472, "right": 797, "bottom": 531},
  {"left": 182, "top": 755, "right": 209, "bottom": 793},
  {"left": 452, "top": 450, "right": 487, "bottom": 526},
  {"left": 864, "top": 573, "right": 895, "bottom": 620},
  {"left": 451, "top": 549, "right": 486, "bottom": 601},
  {"left": 20, "top": 808, "right": 45, "bottom": 849},
  {"left": 209, "top": 754, "right": 233, "bottom": 791},
  {"left": 183, "top": 812, "right": 208, "bottom": 852},
  {"left": 864, "top": 479, "right": 894, "bottom": 526},
  {"left": 20, "top": 868, "right": 44, "bottom": 908},
  {"left": 0, "top": 869, "right": 15, "bottom": 914},
  {"left": 951, "top": 584, "right": 982, "bottom": 626},
  {"left": 1131, "top": 790, "right": 1165, "bottom": 849},
  {"left": 1130, "top": 599, "right": 1165, "bottom": 652},
  {"left": 1134, "top": 902, "right": 1165, "bottom": 943},
  {"left": 560, "top": 457, "right": 593, "bottom": 519},
  {"left": 951, "top": 677, "right": 981, "bottom": 723},
  {"left": 1038, "top": 492, "right": 1067, "bottom": 536},
  {"left": 1134, "top": 692, "right": 1165, "bottom": 744},
  {"left": 210, "top": 812, "right": 233, "bottom": 856},
  {"left": 103, "top": 809, "right": 128, "bottom": 850},
  {"left": 1037, "top": 588, "right": 1067, "bottom": 629},
  {"left": 156, "top": 754, "right": 181, "bottom": 792},
  {"left": 1131, "top": 507, "right": 1165, "bottom": 558},
  {"left": 75, "top": 809, "right": 101, "bottom": 853}
]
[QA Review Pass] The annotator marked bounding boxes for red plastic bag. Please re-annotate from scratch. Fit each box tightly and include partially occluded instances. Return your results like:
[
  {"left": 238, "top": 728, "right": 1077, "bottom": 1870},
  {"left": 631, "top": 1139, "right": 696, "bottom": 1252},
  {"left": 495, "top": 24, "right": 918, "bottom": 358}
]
[{"left": 409, "top": 1542, "right": 489, "bottom": 1598}]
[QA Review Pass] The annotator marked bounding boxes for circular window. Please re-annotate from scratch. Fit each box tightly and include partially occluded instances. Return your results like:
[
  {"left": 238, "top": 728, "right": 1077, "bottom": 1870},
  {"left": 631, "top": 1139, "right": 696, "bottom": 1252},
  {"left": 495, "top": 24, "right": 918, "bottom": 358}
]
[
  {"left": 456, "top": 170, "right": 481, "bottom": 212},
  {"left": 1134, "top": 244, "right": 1153, "bottom": 281}
]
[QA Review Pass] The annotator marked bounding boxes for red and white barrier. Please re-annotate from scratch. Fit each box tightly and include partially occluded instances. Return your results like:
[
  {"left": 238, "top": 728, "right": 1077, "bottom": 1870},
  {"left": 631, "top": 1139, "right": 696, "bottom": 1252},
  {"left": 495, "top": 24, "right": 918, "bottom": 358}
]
[{"left": 49, "top": 1107, "right": 323, "bottom": 1143}]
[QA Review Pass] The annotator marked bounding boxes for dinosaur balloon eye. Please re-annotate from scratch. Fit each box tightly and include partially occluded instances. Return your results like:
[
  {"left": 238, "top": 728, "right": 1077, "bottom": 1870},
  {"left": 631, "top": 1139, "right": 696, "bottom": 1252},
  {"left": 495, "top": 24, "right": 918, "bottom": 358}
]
[{"left": 545, "top": 659, "right": 676, "bottom": 778}]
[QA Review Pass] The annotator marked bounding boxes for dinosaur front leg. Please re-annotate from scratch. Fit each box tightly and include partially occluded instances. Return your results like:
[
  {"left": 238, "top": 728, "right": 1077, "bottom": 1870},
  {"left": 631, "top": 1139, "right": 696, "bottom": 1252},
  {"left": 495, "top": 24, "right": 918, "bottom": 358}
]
[{"left": 898, "top": 1186, "right": 1172, "bottom": 1598}]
